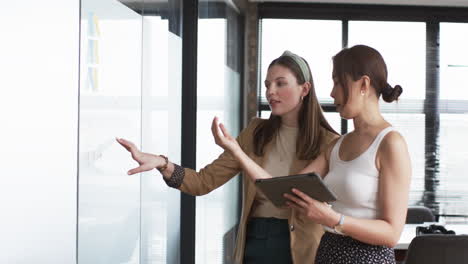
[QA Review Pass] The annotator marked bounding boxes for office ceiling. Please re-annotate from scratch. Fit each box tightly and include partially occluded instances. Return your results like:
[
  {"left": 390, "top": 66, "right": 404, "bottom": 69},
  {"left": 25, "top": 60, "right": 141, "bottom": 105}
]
[{"left": 248, "top": 0, "right": 468, "bottom": 7}]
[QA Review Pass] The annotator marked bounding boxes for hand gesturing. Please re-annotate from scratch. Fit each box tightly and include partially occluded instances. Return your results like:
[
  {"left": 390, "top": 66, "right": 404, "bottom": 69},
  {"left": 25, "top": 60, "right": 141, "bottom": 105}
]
[
  {"left": 211, "top": 116, "right": 241, "bottom": 155},
  {"left": 116, "top": 138, "right": 163, "bottom": 175}
]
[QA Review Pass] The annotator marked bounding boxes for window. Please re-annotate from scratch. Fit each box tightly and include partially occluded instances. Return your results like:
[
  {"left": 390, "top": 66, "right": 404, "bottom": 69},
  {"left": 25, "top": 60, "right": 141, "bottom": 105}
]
[
  {"left": 260, "top": 19, "right": 342, "bottom": 103},
  {"left": 438, "top": 23, "right": 468, "bottom": 222},
  {"left": 78, "top": 1, "right": 183, "bottom": 263},
  {"left": 78, "top": 2, "right": 143, "bottom": 263},
  {"left": 348, "top": 21, "right": 426, "bottom": 99}
]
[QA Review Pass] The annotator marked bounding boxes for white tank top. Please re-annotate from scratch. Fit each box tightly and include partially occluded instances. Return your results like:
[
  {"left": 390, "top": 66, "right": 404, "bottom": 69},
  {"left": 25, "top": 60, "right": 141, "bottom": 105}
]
[{"left": 324, "top": 126, "right": 395, "bottom": 220}]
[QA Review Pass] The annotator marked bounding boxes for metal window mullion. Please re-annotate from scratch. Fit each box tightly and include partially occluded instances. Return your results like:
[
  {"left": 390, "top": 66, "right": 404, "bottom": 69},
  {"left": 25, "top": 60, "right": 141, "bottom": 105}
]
[
  {"left": 340, "top": 19, "right": 349, "bottom": 135},
  {"left": 423, "top": 20, "right": 441, "bottom": 216},
  {"left": 181, "top": 0, "right": 198, "bottom": 263}
]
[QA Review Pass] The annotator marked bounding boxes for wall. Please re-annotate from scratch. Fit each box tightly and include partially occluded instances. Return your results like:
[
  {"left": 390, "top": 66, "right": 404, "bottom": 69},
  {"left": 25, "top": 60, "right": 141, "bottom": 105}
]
[{"left": 0, "top": 0, "right": 79, "bottom": 263}]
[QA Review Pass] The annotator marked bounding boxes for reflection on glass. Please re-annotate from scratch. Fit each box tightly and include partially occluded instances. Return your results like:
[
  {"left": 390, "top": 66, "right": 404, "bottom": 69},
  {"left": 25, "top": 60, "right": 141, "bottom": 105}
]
[
  {"left": 349, "top": 21, "right": 426, "bottom": 99},
  {"left": 261, "top": 19, "right": 342, "bottom": 101},
  {"left": 196, "top": 9, "right": 242, "bottom": 263},
  {"left": 441, "top": 23, "right": 468, "bottom": 100},
  {"left": 79, "top": 0, "right": 142, "bottom": 263}
]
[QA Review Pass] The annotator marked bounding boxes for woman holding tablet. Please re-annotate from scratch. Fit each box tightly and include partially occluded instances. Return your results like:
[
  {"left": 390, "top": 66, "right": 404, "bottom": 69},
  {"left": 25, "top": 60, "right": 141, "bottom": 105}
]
[
  {"left": 212, "top": 45, "right": 411, "bottom": 264},
  {"left": 117, "top": 51, "right": 338, "bottom": 263}
]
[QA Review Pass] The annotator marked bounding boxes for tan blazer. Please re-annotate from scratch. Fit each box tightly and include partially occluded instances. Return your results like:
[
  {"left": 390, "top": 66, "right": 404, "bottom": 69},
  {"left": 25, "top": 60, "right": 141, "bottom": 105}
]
[{"left": 178, "top": 118, "right": 337, "bottom": 264}]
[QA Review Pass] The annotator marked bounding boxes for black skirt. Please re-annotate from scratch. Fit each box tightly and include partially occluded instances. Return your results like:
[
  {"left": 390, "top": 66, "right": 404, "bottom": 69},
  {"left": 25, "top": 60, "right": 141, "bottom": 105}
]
[
  {"left": 315, "top": 232, "right": 396, "bottom": 264},
  {"left": 243, "top": 217, "right": 293, "bottom": 264}
]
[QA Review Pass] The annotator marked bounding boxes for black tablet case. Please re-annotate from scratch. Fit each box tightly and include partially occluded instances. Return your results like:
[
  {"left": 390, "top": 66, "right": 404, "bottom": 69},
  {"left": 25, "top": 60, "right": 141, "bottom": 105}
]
[{"left": 254, "top": 172, "right": 337, "bottom": 207}]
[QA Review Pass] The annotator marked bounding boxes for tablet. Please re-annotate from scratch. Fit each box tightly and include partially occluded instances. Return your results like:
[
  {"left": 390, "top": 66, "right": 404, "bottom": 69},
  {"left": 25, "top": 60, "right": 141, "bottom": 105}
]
[{"left": 254, "top": 172, "right": 337, "bottom": 207}]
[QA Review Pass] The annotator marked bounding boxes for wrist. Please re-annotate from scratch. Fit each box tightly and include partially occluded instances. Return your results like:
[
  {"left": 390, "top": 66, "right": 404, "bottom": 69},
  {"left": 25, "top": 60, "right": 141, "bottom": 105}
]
[
  {"left": 328, "top": 210, "right": 341, "bottom": 228},
  {"left": 232, "top": 148, "right": 244, "bottom": 159},
  {"left": 157, "top": 155, "right": 169, "bottom": 172},
  {"left": 332, "top": 213, "right": 346, "bottom": 235}
]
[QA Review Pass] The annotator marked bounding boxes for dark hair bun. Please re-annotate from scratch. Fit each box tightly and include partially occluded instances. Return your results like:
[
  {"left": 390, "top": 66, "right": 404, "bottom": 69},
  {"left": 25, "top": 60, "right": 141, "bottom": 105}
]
[{"left": 382, "top": 84, "right": 403, "bottom": 103}]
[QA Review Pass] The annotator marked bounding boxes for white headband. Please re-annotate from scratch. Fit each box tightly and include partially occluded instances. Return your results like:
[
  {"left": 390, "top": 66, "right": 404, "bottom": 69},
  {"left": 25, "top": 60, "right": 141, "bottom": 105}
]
[{"left": 281, "top": 50, "right": 311, "bottom": 82}]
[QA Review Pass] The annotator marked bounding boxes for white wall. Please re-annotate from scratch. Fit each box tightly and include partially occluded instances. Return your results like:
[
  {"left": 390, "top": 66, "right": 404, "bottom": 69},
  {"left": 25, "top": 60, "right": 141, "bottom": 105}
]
[{"left": 0, "top": 0, "right": 79, "bottom": 263}]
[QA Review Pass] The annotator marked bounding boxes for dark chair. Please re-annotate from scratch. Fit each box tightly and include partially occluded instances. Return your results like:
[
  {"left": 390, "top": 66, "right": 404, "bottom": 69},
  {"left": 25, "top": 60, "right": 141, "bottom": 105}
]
[
  {"left": 406, "top": 206, "right": 435, "bottom": 224},
  {"left": 404, "top": 235, "right": 468, "bottom": 264}
]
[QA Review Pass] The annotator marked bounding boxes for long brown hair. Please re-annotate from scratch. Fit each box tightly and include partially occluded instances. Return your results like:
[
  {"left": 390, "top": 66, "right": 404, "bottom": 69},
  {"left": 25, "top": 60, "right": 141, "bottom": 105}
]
[
  {"left": 254, "top": 55, "right": 338, "bottom": 160},
  {"left": 332, "top": 45, "right": 403, "bottom": 104}
]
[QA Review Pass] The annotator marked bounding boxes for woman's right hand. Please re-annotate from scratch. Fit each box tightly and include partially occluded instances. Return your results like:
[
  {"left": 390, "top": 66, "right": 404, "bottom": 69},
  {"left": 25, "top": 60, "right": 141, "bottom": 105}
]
[{"left": 116, "top": 138, "right": 165, "bottom": 175}]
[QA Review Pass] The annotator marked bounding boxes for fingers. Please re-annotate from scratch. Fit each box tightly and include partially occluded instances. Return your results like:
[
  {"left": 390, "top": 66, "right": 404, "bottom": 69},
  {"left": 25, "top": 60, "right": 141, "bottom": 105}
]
[
  {"left": 116, "top": 138, "right": 137, "bottom": 152},
  {"left": 116, "top": 138, "right": 130, "bottom": 150},
  {"left": 211, "top": 117, "right": 223, "bottom": 141},
  {"left": 291, "top": 188, "right": 315, "bottom": 204},
  {"left": 127, "top": 165, "right": 151, "bottom": 175},
  {"left": 219, "top": 122, "right": 231, "bottom": 139},
  {"left": 284, "top": 192, "right": 309, "bottom": 209},
  {"left": 286, "top": 200, "right": 305, "bottom": 214},
  {"left": 211, "top": 117, "right": 218, "bottom": 138},
  {"left": 127, "top": 168, "right": 140, "bottom": 175}
]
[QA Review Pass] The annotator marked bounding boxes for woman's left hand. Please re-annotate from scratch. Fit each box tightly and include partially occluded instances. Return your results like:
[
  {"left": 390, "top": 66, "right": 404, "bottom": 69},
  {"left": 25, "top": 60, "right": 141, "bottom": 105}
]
[
  {"left": 211, "top": 116, "right": 242, "bottom": 155},
  {"left": 284, "top": 188, "right": 340, "bottom": 227}
]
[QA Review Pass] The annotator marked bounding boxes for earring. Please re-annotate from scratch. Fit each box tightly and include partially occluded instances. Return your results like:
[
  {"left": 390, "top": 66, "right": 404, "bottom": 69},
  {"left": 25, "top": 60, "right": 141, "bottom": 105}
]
[
  {"left": 301, "top": 96, "right": 304, "bottom": 101},
  {"left": 361, "top": 90, "right": 365, "bottom": 96}
]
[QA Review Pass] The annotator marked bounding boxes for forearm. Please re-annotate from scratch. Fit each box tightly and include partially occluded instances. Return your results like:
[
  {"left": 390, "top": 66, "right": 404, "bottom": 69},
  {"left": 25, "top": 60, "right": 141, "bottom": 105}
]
[
  {"left": 233, "top": 149, "right": 271, "bottom": 180},
  {"left": 338, "top": 216, "right": 402, "bottom": 248}
]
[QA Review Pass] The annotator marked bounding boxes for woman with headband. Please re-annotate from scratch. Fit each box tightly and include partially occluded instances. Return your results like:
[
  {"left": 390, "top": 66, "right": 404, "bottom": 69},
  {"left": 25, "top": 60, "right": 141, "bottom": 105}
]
[
  {"left": 212, "top": 45, "right": 411, "bottom": 264},
  {"left": 117, "top": 51, "right": 339, "bottom": 263}
]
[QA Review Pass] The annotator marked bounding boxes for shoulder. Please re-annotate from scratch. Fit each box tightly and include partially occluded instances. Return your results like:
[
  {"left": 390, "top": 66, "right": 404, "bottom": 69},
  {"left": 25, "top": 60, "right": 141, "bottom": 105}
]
[
  {"left": 247, "top": 117, "right": 266, "bottom": 128},
  {"left": 241, "top": 117, "right": 266, "bottom": 135},
  {"left": 236, "top": 117, "right": 267, "bottom": 146},
  {"left": 379, "top": 130, "right": 407, "bottom": 154},
  {"left": 377, "top": 129, "right": 410, "bottom": 166},
  {"left": 377, "top": 129, "right": 411, "bottom": 182}
]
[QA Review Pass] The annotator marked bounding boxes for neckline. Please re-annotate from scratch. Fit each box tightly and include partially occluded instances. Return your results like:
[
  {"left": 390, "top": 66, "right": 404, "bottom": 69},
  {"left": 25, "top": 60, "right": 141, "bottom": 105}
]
[
  {"left": 337, "top": 126, "right": 393, "bottom": 163},
  {"left": 280, "top": 124, "right": 299, "bottom": 131}
]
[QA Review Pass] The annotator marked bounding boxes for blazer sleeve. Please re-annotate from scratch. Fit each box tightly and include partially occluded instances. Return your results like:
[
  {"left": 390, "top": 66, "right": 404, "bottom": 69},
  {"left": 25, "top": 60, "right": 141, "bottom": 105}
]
[{"left": 177, "top": 118, "right": 263, "bottom": 196}]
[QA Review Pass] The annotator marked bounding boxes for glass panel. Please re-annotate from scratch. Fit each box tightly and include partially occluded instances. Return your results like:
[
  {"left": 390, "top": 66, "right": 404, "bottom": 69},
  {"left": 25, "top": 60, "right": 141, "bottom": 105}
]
[
  {"left": 0, "top": 1, "right": 78, "bottom": 263},
  {"left": 441, "top": 23, "right": 468, "bottom": 100},
  {"left": 261, "top": 19, "right": 342, "bottom": 102},
  {"left": 349, "top": 21, "right": 426, "bottom": 100},
  {"left": 439, "top": 23, "right": 468, "bottom": 221},
  {"left": 78, "top": 0, "right": 142, "bottom": 263},
  {"left": 439, "top": 114, "right": 468, "bottom": 218},
  {"left": 196, "top": 3, "right": 242, "bottom": 263},
  {"left": 140, "top": 2, "right": 182, "bottom": 264}
]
